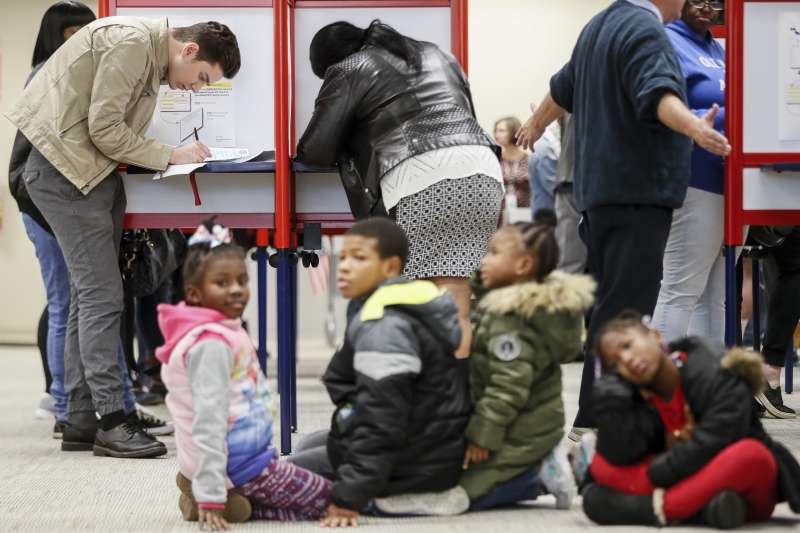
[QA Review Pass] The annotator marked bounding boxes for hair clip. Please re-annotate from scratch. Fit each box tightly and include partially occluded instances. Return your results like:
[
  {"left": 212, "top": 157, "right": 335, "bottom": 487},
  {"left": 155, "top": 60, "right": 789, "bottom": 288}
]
[{"left": 188, "top": 221, "right": 232, "bottom": 248}]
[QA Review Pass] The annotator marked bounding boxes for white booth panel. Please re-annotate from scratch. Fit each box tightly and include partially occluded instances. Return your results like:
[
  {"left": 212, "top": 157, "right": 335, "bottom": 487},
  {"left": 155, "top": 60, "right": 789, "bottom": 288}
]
[
  {"left": 295, "top": 172, "right": 352, "bottom": 213},
  {"left": 117, "top": 7, "right": 275, "bottom": 155},
  {"left": 294, "top": 7, "right": 451, "bottom": 137},
  {"left": 743, "top": 2, "right": 800, "bottom": 153},
  {"left": 743, "top": 167, "right": 800, "bottom": 209},
  {"left": 124, "top": 173, "right": 275, "bottom": 213}
]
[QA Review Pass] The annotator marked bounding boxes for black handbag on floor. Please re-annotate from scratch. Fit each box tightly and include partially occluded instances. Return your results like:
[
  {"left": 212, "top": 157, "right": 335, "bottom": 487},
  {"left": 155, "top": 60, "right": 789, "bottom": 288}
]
[{"left": 120, "top": 229, "right": 187, "bottom": 297}]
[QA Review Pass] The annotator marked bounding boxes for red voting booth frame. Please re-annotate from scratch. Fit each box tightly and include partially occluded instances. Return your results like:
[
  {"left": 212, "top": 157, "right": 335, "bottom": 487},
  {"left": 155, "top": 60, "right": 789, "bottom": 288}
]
[
  {"left": 100, "top": 0, "right": 469, "bottom": 453},
  {"left": 720, "top": 1, "right": 797, "bottom": 391}
]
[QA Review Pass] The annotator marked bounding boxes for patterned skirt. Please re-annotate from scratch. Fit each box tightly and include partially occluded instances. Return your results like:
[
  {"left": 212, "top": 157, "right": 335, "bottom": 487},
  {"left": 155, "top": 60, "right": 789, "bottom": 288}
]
[{"left": 395, "top": 174, "right": 503, "bottom": 280}]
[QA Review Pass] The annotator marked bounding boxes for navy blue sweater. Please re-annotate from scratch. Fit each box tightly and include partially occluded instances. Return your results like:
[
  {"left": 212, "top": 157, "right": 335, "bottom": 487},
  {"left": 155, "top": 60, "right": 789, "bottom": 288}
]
[
  {"left": 666, "top": 20, "right": 725, "bottom": 195},
  {"left": 550, "top": 0, "right": 692, "bottom": 212}
]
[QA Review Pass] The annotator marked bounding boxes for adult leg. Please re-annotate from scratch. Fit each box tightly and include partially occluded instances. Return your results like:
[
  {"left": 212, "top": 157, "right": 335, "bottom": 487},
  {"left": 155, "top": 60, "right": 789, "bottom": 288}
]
[
  {"left": 237, "top": 457, "right": 331, "bottom": 521},
  {"left": 576, "top": 206, "right": 673, "bottom": 428},
  {"left": 652, "top": 188, "right": 723, "bottom": 342},
  {"left": 554, "top": 187, "right": 587, "bottom": 275},
  {"left": 37, "top": 307, "right": 52, "bottom": 393},
  {"left": 687, "top": 248, "right": 726, "bottom": 344},
  {"left": 429, "top": 277, "right": 471, "bottom": 358},
  {"left": 21, "top": 212, "right": 71, "bottom": 422}
]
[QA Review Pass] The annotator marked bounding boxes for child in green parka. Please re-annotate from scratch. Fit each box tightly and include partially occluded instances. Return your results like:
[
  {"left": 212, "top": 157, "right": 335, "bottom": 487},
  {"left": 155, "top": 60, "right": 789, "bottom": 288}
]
[{"left": 459, "top": 219, "right": 595, "bottom": 511}]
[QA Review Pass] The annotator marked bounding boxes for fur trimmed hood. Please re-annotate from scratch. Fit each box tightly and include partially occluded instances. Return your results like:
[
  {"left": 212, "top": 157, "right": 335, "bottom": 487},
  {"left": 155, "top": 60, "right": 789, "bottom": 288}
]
[
  {"left": 722, "top": 348, "right": 765, "bottom": 394},
  {"left": 479, "top": 271, "right": 596, "bottom": 317}
]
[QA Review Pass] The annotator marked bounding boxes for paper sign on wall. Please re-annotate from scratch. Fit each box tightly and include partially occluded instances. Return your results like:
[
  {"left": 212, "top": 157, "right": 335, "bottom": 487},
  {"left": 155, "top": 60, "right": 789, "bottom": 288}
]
[
  {"left": 145, "top": 81, "right": 236, "bottom": 147},
  {"left": 779, "top": 12, "right": 800, "bottom": 140}
]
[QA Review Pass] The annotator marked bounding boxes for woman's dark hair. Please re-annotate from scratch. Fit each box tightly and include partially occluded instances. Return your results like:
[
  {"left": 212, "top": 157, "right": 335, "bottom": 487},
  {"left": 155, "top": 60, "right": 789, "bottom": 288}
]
[
  {"left": 32, "top": 1, "right": 96, "bottom": 67},
  {"left": 310, "top": 19, "right": 421, "bottom": 78},
  {"left": 183, "top": 243, "right": 246, "bottom": 290},
  {"left": 172, "top": 22, "right": 241, "bottom": 79},
  {"left": 509, "top": 217, "right": 559, "bottom": 283}
]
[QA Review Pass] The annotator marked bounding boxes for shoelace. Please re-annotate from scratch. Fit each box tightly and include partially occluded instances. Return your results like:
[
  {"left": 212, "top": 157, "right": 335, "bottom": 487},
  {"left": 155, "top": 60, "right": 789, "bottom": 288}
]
[{"left": 136, "top": 410, "right": 166, "bottom": 428}]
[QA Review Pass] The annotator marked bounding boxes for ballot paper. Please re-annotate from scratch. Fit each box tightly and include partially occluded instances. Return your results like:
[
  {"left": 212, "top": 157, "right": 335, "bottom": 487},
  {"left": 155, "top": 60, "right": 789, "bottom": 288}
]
[
  {"left": 153, "top": 148, "right": 273, "bottom": 180},
  {"left": 206, "top": 147, "right": 250, "bottom": 162}
]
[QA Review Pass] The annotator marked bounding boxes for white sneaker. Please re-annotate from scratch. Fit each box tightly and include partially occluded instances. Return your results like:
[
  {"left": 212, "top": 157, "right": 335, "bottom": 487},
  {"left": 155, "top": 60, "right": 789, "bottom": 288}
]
[
  {"left": 373, "top": 485, "right": 470, "bottom": 516},
  {"left": 569, "top": 431, "right": 597, "bottom": 488},
  {"left": 540, "top": 440, "right": 578, "bottom": 510},
  {"left": 35, "top": 393, "right": 56, "bottom": 420}
]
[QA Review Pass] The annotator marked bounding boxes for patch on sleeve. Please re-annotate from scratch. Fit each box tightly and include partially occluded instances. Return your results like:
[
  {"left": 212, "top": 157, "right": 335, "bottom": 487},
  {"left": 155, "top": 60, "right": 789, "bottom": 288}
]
[{"left": 493, "top": 334, "right": 522, "bottom": 361}]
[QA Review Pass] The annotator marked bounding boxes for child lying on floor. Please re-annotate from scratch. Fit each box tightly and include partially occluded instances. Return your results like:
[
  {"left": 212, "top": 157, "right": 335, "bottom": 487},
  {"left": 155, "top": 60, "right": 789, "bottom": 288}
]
[{"left": 582, "top": 311, "right": 800, "bottom": 529}]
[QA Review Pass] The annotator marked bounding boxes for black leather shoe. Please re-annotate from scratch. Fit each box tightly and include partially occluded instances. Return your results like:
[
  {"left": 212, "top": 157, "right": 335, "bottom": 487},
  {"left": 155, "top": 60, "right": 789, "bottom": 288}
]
[
  {"left": 702, "top": 490, "right": 747, "bottom": 530},
  {"left": 61, "top": 411, "right": 98, "bottom": 452},
  {"left": 93, "top": 420, "right": 167, "bottom": 458}
]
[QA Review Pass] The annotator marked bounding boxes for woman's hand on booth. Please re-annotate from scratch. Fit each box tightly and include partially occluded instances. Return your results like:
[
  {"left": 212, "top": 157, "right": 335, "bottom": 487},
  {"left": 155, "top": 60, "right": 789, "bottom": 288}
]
[
  {"left": 170, "top": 141, "right": 212, "bottom": 164},
  {"left": 690, "top": 104, "right": 731, "bottom": 157}
]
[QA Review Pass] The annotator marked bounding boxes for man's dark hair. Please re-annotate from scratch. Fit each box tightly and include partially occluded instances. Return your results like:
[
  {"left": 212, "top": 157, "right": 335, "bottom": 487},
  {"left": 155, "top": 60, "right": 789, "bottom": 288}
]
[
  {"left": 32, "top": 1, "right": 96, "bottom": 67},
  {"left": 346, "top": 217, "right": 409, "bottom": 270},
  {"left": 310, "top": 19, "right": 421, "bottom": 79},
  {"left": 173, "top": 22, "right": 241, "bottom": 79}
]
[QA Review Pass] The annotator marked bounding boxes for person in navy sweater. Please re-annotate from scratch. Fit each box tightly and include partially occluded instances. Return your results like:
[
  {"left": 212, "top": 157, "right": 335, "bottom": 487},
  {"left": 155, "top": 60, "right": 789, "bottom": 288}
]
[
  {"left": 653, "top": 0, "right": 728, "bottom": 346},
  {"left": 515, "top": 0, "right": 731, "bottom": 438}
]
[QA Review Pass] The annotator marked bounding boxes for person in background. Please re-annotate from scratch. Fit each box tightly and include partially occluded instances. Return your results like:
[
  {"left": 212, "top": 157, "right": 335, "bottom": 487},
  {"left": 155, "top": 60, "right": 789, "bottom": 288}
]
[
  {"left": 7, "top": 1, "right": 169, "bottom": 440},
  {"left": 552, "top": 114, "right": 588, "bottom": 275},
  {"left": 494, "top": 116, "right": 531, "bottom": 220},
  {"left": 516, "top": 0, "right": 731, "bottom": 440},
  {"left": 652, "top": 0, "right": 728, "bottom": 346},
  {"left": 297, "top": 20, "right": 502, "bottom": 359},
  {"left": 528, "top": 119, "right": 561, "bottom": 218}
]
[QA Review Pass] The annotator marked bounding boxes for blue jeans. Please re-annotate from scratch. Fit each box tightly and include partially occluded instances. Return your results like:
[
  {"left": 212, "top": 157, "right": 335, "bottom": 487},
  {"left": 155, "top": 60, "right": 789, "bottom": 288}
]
[
  {"left": 469, "top": 467, "right": 543, "bottom": 511},
  {"left": 22, "top": 213, "right": 136, "bottom": 420}
]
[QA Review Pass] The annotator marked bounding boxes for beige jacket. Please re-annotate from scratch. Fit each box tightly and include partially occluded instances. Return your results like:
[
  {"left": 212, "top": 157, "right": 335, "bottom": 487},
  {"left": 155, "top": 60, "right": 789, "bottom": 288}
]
[{"left": 5, "top": 17, "right": 172, "bottom": 194}]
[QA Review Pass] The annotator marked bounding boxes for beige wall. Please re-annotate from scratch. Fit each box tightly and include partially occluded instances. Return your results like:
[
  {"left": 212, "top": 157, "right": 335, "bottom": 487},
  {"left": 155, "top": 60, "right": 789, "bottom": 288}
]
[
  {"left": 0, "top": 0, "right": 608, "bottom": 344},
  {"left": 469, "top": 0, "right": 611, "bottom": 134}
]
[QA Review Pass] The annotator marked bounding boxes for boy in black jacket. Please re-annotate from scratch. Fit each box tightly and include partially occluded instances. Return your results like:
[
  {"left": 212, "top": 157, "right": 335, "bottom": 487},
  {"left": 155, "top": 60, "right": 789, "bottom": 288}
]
[
  {"left": 293, "top": 218, "right": 471, "bottom": 527},
  {"left": 581, "top": 312, "right": 800, "bottom": 529}
]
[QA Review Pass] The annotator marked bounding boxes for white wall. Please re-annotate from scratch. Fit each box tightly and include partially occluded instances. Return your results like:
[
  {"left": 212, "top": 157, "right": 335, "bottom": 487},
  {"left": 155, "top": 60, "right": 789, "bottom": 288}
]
[
  {"left": 0, "top": 0, "right": 609, "bottom": 344},
  {"left": 469, "top": 0, "right": 611, "bottom": 134}
]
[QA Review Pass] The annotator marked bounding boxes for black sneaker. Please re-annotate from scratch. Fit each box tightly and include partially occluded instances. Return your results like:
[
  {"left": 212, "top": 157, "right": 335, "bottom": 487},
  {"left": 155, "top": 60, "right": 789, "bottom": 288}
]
[
  {"left": 582, "top": 483, "right": 659, "bottom": 526},
  {"left": 134, "top": 389, "right": 164, "bottom": 406},
  {"left": 135, "top": 407, "right": 174, "bottom": 436},
  {"left": 61, "top": 411, "right": 98, "bottom": 451},
  {"left": 93, "top": 420, "right": 168, "bottom": 458},
  {"left": 702, "top": 490, "right": 748, "bottom": 529},
  {"left": 53, "top": 420, "right": 68, "bottom": 440},
  {"left": 756, "top": 384, "right": 797, "bottom": 419}
]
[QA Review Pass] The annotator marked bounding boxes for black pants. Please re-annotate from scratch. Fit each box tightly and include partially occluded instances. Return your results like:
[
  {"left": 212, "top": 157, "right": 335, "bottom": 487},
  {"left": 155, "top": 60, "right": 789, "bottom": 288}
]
[
  {"left": 762, "top": 230, "right": 800, "bottom": 367},
  {"left": 574, "top": 205, "right": 673, "bottom": 427}
]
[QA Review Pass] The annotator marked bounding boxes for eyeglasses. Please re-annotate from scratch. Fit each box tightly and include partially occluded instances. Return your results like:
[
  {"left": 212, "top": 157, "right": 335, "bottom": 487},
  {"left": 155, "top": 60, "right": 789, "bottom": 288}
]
[{"left": 687, "top": 0, "right": 724, "bottom": 12}]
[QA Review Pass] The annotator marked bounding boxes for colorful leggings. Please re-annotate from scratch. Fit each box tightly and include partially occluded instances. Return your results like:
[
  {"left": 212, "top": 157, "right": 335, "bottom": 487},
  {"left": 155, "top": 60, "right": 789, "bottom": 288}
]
[
  {"left": 238, "top": 456, "right": 331, "bottom": 521},
  {"left": 590, "top": 438, "right": 777, "bottom": 522}
]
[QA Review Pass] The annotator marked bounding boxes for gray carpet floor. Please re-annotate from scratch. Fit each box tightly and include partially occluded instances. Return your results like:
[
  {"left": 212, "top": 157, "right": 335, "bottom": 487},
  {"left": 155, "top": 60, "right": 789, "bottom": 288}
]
[{"left": 1, "top": 343, "right": 799, "bottom": 532}]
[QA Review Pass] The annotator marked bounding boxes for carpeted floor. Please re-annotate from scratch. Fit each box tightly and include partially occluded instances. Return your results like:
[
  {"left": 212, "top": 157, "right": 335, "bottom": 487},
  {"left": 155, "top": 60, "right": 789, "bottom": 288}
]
[{"left": 1, "top": 342, "right": 799, "bottom": 532}]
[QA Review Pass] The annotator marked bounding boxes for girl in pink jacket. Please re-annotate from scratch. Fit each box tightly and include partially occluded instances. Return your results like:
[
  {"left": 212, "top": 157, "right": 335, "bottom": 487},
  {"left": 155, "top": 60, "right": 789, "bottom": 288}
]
[{"left": 157, "top": 223, "right": 330, "bottom": 530}]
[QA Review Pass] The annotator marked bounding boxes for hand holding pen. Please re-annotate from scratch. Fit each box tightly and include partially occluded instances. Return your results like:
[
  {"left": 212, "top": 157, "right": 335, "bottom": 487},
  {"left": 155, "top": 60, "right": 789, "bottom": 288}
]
[{"left": 168, "top": 127, "right": 212, "bottom": 164}]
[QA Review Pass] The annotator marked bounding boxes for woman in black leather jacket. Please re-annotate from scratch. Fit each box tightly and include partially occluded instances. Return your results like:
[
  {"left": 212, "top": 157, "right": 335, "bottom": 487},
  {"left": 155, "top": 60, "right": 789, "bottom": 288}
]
[{"left": 297, "top": 20, "right": 503, "bottom": 357}]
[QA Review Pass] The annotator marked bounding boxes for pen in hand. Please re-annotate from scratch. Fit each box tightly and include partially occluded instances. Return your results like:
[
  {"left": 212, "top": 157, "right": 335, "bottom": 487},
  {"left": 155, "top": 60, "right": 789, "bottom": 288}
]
[{"left": 194, "top": 127, "right": 199, "bottom": 142}]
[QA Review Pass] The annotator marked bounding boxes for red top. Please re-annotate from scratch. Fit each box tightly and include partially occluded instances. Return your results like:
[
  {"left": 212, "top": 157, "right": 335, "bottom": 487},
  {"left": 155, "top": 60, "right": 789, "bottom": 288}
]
[{"left": 649, "top": 380, "right": 688, "bottom": 435}]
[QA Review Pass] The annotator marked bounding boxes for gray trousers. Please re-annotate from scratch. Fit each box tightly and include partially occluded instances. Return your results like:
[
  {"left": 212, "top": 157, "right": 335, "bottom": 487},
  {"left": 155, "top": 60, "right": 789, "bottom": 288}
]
[
  {"left": 24, "top": 148, "right": 127, "bottom": 416},
  {"left": 554, "top": 187, "right": 587, "bottom": 274},
  {"left": 287, "top": 430, "right": 336, "bottom": 480}
]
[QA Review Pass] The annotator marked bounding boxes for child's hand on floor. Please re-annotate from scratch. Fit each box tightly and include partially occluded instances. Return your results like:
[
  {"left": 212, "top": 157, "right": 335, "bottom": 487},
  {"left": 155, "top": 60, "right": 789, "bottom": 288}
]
[
  {"left": 198, "top": 508, "right": 231, "bottom": 531},
  {"left": 463, "top": 443, "right": 490, "bottom": 469},
  {"left": 321, "top": 503, "right": 359, "bottom": 527}
]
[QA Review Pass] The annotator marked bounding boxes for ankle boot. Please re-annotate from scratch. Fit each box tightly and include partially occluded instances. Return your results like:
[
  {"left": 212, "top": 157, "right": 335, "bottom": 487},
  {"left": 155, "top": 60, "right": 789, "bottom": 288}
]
[
  {"left": 582, "top": 483, "right": 664, "bottom": 526},
  {"left": 175, "top": 472, "right": 252, "bottom": 523},
  {"left": 701, "top": 490, "right": 748, "bottom": 530},
  {"left": 61, "top": 411, "right": 98, "bottom": 451}
]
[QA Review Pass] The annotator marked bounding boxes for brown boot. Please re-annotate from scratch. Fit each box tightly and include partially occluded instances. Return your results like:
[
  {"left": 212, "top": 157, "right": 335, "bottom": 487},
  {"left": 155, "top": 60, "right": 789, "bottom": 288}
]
[{"left": 175, "top": 472, "right": 252, "bottom": 522}]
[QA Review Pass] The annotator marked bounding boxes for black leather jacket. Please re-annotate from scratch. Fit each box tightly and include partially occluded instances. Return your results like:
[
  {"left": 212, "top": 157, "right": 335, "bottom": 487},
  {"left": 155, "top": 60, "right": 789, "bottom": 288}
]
[{"left": 296, "top": 40, "right": 498, "bottom": 217}]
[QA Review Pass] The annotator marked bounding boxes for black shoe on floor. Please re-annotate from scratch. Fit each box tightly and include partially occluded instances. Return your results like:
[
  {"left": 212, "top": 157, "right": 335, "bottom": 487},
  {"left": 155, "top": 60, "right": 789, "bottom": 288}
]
[
  {"left": 582, "top": 483, "right": 659, "bottom": 526},
  {"left": 53, "top": 420, "right": 68, "bottom": 440},
  {"left": 756, "top": 384, "right": 796, "bottom": 419},
  {"left": 134, "top": 389, "right": 164, "bottom": 407},
  {"left": 93, "top": 420, "right": 167, "bottom": 458},
  {"left": 702, "top": 490, "right": 748, "bottom": 530},
  {"left": 61, "top": 411, "right": 98, "bottom": 451},
  {"left": 132, "top": 408, "right": 174, "bottom": 436}
]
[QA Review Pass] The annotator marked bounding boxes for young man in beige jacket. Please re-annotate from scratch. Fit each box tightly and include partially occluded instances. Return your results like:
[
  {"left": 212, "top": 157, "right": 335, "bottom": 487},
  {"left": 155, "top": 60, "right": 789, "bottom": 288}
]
[{"left": 5, "top": 17, "right": 240, "bottom": 458}]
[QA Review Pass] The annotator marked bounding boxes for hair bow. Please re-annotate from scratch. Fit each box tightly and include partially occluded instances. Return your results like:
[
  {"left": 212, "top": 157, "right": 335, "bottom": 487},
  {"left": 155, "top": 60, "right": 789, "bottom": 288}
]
[{"left": 188, "top": 221, "right": 232, "bottom": 248}]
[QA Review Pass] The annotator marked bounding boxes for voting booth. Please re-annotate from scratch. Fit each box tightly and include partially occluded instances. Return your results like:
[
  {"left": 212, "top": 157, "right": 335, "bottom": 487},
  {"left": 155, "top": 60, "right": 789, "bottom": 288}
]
[
  {"left": 100, "top": 0, "right": 468, "bottom": 453},
  {"left": 723, "top": 1, "right": 800, "bottom": 390}
]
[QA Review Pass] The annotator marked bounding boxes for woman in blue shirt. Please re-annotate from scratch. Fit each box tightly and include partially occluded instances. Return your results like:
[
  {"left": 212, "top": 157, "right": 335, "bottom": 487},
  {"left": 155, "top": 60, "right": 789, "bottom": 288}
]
[{"left": 653, "top": 0, "right": 727, "bottom": 344}]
